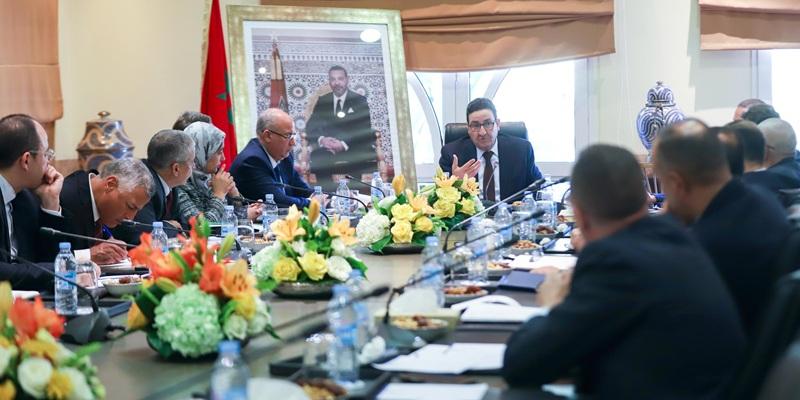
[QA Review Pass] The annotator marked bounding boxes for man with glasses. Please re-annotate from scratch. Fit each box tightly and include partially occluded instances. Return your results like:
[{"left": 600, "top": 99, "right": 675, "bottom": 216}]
[
  {"left": 439, "top": 97, "right": 542, "bottom": 202},
  {"left": 0, "top": 114, "right": 68, "bottom": 289},
  {"left": 231, "top": 108, "right": 314, "bottom": 208}
]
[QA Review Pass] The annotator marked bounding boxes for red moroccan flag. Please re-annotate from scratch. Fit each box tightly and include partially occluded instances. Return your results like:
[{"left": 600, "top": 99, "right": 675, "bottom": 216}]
[
  {"left": 270, "top": 41, "right": 289, "bottom": 112},
  {"left": 201, "top": 0, "right": 237, "bottom": 169}
]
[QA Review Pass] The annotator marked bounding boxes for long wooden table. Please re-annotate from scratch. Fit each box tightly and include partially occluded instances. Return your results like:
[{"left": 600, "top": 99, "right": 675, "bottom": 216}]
[{"left": 82, "top": 241, "right": 561, "bottom": 399}]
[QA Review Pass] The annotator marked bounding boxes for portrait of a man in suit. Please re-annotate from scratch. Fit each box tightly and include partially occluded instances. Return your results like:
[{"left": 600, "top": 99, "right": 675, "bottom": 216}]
[{"left": 305, "top": 65, "right": 375, "bottom": 190}]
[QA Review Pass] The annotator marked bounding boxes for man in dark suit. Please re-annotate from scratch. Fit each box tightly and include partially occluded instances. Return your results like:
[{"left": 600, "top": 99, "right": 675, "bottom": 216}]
[
  {"left": 230, "top": 108, "right": 313, "bottom": 208},
  {"left": 502, "top": 144, "right": 745, "bottom": 399},
  {"left": 655, "top": 120, "right": 791, "bottom": 335},
  {"left": 305, "top": 65, "right": 374, "bottom": 190},
  {"left": 111, "top": 130, "right": 194, "bottom": 244},
  {"left": 0, "top": 114, "right": 70, "bottom": 290},
  {"left": 741, "top": 118, "right": 800, "bottom": 201},
  {"left": 61, "top": 158, "right": 154, "bottom": 265},
  {"left": 438, "top": 98, "right": 542, "bottom": 202}
]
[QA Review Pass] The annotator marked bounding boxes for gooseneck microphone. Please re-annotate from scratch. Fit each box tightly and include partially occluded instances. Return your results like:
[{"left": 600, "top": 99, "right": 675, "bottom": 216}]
[
  {"left": 0, "top": 249, "right": 115, "bottom": 345},
  {"left": 120, "top": 220, "right": 190, "bottom": 235},
  {"left": 345, "top": 174, "right": 385, "bottom": 197},
  {"left": 39, "top": 227, "right": 137, "bottom": 249},
  {"left": 228, "top": 195, "right": 260, "bottom": 204},
  {"left": 271, "top": 182, "right": 369, "bottom": 212}
]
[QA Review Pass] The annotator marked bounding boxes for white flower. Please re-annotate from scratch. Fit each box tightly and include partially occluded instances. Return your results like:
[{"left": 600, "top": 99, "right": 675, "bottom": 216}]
[
  {"left": 326, "top": 256, "right": 353, "bottom": 281},
  {"left": 356, "top": 210, "right": 390, "bottom": 246},
  {"left": 0, "top": 347, "right": 11, "bottom": 377},
  {"left": 251, "top": 241, "right": 282, "bottom": 281},
  {"left": 377, "top": 196, "right": 396, "bottom": 209},
  {"left": 331, "top": 237, "right": 355, "bottom": 258},
  {"left": 247, "top": 297, "right": 272, "bottom": 336},
  {"left": 291, "top": 239, "right": 307, "bottom": 256},
  {"left": 61, "top": 367, "right": 94, "bottom": 400},
  {"left": 223, "top": 314, "right": 248, "bottom": 340},
  {"left": 18, "top": 357, "right": 52, "bottom": 398}
]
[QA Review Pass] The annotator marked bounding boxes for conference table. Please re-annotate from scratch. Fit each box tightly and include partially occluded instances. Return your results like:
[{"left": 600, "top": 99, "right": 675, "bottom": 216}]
[{"left": 80, "top": 232, "right": 569, "bottom": 400}]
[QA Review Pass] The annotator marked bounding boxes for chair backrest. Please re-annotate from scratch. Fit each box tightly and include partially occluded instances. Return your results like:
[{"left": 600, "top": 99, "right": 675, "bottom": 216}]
[
  {"left": 443, "top": 121, "right": 528, "bottom": 145},
  {"left": 728, "top": 270, "right": 800, "bottom": 400},
  {"left": 758, "top": 338, "right": 800, "bottom": 400}
]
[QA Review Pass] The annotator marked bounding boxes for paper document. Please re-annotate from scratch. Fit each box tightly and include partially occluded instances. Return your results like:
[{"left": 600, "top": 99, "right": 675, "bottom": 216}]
[
  {"left": 460, "top": 303, "right": 548, "bottom": 323},
  {"left": 450, "top": 295, "right": 520, "bottom": 312},
  {"left": 509, "top": 255, "right": 577, "bottom": 271},
  {"left": 378, "top": 383, "right": 489, "bottom": 400},
  {"left": 12, "top": 291, "right": 38, "bottom": 300},
  {"left": 373, "top": 343, "right": 505, "bottom": 374}
]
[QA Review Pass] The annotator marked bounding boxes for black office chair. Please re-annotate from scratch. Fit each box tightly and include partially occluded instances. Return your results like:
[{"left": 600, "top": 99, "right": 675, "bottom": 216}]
[
  {"left": 727, "top": 270, "right": 800, "bottom": 400},
  {"left": 771, "top": 229, "right": 800, "bottom": 281},
  {"left": 758, "top": 337, "right": 800, "bottom": 400},
  {"left": 443, "top": 121, "right": 529, "bottom": 145}
]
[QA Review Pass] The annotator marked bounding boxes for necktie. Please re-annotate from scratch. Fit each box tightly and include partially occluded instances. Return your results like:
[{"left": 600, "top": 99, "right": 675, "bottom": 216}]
[
  {"left": 482, "top": 151, "right": 496, "bottom": 202},
  {"left": 336, "top": 99, "right": 343, "bottom": 115},
  {"left": 164, "top": 192, "right": 174, "bottom": 218},
  {"left": 6, "top": 202, "right": 15, "bottom": 257}
]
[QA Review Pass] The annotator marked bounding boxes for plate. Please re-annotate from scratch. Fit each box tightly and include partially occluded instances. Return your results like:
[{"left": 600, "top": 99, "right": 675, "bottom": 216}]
[
  {"left": 387, "top": 317, "right": 449, "bottom": 343},
  {"left": 444, "top": 289, "right": 489, "bottom": 305},
  {"left": 274, "top": 282, "right": 335, "bottom": 300},
  {"left": 100, "top": 275, "right": 143, "bottom": 297}
]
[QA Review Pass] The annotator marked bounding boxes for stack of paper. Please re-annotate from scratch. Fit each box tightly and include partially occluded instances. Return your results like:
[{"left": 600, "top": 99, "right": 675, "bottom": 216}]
[
  {"left": 460, "top": 303, "right": 548, "bottom": 323},
  {"left": 12, "top": 291, "right": 38, "bottom": 300},
  {"left": 378, "top": 383, "right": 489, "bottom": 400},
  {"left": 373, "top": 343, "right": 505, "bottom": 374},
  {"left": 508, "top": 255, "right": 577, "bottom": 271}
]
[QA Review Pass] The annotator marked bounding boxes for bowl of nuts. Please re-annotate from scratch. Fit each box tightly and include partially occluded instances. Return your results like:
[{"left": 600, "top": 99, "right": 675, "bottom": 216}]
[
  {"left": 388, "top": 315, "right": 449, "bottom": 343},
  {"left": 99, "top": 274, "right": 143, "bottom": 297}
]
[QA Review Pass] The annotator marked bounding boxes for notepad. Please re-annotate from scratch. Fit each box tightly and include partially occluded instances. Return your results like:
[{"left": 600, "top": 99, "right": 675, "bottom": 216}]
[
  {"left": 12, "top": 291, "right": 38, "bottom": 300},
  {"left": 508, "top": 255, "right": 577, "bottom": 270},
  {"left": 497, "top": 270, "right": 545, "bottom": 292},
  {"left": 460, "top": 303, "right": 549, "bottom": 323},
  {"left": 378, "top": 383, "right": 489, "bottom": 400},
  {"left": 373, "top": 343, "right": 505, "bottom": 374}
]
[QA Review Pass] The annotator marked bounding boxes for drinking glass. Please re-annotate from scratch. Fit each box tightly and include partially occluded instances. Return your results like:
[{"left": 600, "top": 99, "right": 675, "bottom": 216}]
[{"left": 303, "top": 333, "right": 337, "bottom": 377}]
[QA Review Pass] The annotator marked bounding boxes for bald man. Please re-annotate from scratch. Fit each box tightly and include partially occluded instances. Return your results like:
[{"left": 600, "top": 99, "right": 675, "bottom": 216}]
[{"left": 742, "top": 118, "right": 800, "bottom": 200}]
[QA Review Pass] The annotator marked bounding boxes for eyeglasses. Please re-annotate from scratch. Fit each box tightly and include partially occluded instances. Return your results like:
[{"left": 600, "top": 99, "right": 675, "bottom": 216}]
[
  {"left": 30, "top": 148, "right": 55, "bottom": 162},
  {"left": 468, "top": 120, "right": 496, "bottom": 132},
  {"left": 266, "top": 129, "right": 296, "bottom": 141}
]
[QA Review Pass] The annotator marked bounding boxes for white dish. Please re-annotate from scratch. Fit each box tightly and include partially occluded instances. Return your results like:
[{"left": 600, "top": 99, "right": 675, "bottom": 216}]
[{"left": 100, "top": 275, "right": 144, "bottom": 297}]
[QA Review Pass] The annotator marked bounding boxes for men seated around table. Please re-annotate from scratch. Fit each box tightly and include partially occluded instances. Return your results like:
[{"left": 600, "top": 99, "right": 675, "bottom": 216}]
[
  {"left": 172, "top": 110, "right": 211, "bottom": 131},
  {"left": 742, "top": 103, "right": 780, "bottom": 125},
  {"left": 733, "top": 98, "right": 766, "bottom": 121},
  {"left": 0, "top": 114, "right": 69, "bottom": 289},
  {"left": 111, "top": 130, "right": 194, "bottom": 244},
  {"left": 230, "top": 108, "right": 313, "bottom": 208},
  {"left": 502, "top": 144, "right": 745, "bottom": 399},
  {"left": 60, "top": 158, "right": 155, "bottom": 265},
  {"left": 654, "top": 120, "right": 790, "bottom": 335},
  {"left": 438, "top": 98, "right": 542, "bottom": 202},
  {"left": 725, "top": 120, "right": 767, "bottom": 174},
  {"left": 741, "top": 118, "right": 800, "bottom": 199},
  {"left": 715, "top": 125, "right": 745, "bottom": 176},
  {"left": 175, "top": 122, "right": 260, "bottom": 225}
]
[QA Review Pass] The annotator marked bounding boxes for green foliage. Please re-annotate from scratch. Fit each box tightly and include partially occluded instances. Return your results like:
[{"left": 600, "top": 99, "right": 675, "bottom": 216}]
[{"left": 369, "top": 235, "right": 393, "bottom": 253}]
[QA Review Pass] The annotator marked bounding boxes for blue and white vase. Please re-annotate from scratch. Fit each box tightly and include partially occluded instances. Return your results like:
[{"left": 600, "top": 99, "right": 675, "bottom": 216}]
[{"left": 636, "top": 81, "right": 685, "bottom": 158}]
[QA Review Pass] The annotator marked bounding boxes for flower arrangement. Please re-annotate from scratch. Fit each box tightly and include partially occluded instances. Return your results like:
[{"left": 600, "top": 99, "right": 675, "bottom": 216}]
[
  {"left": 127, "top": 215, "right": 275, "bottom": 359},
  {"left": 356, "top": 175, "right": 445, "bottom": 253},
  {"left": 420, "top": 168, "right": 484, "bottom": 230},
  {"left": 0, "top": 282, "right": 105, "bottom": 399},
  {"left": 251, "top": 200, "right": 367, "bottom": 288}
]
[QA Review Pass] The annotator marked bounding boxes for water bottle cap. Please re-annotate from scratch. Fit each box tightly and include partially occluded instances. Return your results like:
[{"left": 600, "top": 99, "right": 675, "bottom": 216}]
[
  {"left": 265, "top": 194, "right": 274, "bottom": 201},
  {"left": 218, "top": 340, "right": 240, "bottom": 354},
  {"left": 152, "top": 221, "right": 163, "bottom": 228},
  {"left": 58, "top": 242, "right": 71, "bottom": 250},
  {"left": 225, "top": 205, "right": 235, "bottom": 211},
  {"left": 425, "top": 236, "right": 439, "bottom": 246}
]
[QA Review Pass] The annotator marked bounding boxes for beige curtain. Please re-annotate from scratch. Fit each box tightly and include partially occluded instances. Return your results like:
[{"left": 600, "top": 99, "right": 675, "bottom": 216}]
[
  {"left": 700, "top": 0, "right": 800, "bottom": 50},
  {"left": 261, "top": 0, "right": 615, "bottom": 71},
  {"left": 0, "top": 0, "right": 62, "bottom": 123}
]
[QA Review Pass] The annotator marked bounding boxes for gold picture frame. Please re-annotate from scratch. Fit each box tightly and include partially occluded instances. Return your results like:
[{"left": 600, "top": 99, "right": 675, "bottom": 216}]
[{"left": 227, "top": 5, "right": 416, "bottom": 190}]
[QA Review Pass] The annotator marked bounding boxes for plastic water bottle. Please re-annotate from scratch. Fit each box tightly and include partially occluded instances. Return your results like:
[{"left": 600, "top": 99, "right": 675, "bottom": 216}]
[
  {"left": 261, "top": 194, "right": 279, "bottom": 231},
  {"left": 54, "top": 242, "right": 78, "bottom": 316},
  {"left": 419, "top": 236, "right": 445, "bottom": 307},
  {"left": 221, "top": 205, "right": 237, "bottom": 238},
  {"left": 150, "top": 221, "right": 168, "bottom": 253},
  {"left": 494, "top": 203, "right": 513, "bottom": 255},
  {"left": 327, "top": 284, "right": 360, "bottom": 386},
  {"left": 466, "top": 218, "right": 489, "bottom": 283},
  {"left": 370, "top": 172, "right": 384, "bottom": 200},
  {"left": 382, "top": 183, "right": 395, "bottom": 198},
  {"left": 346, "top": 270, "right": 373, "bottom": 349},
  {"left": 210, "top": 341, "right": 250, "bottom": 400},
  {"left": 335, "top": 179, "right": 352, "bottom": 217},
  {"left": 521, "top": 193, "right": 538, "bottom": 241}
]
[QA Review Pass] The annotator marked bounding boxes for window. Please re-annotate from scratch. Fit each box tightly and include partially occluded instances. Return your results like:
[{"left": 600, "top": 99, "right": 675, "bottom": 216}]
[
  {"left": 406, "top": 59, "right": 589, "bottom": 183},
  {"left": 766, "top": 49, "right": 800, "bottom": 144}
]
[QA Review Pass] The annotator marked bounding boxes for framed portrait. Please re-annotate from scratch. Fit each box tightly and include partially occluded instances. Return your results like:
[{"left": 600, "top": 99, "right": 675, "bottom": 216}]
[{"left": 227, "top": 5, "right": 416, "bottom": 192}]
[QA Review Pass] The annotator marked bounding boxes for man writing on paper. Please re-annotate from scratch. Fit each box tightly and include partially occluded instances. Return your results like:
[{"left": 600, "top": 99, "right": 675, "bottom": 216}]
[{"left": 502, "top": 144, "right": 745, "bottom": 399}]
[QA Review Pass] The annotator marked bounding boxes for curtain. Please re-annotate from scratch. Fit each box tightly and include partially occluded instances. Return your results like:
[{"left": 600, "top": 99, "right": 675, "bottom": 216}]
[
  {"left": 700, "top": 0, "right": 800, "bottom": 50},
  {"left": 0, "top": 0, "right": 62, "bottom": 123},
  {"left": 260, "top": 0, "right": 615, "bottom": 71}
]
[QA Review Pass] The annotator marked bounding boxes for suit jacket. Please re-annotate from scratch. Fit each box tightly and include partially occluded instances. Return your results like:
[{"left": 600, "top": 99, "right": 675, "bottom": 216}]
[
  {"left": 742, "top": 157, "right": 800, "bottom": 202},
  {"left": 60, "top": 170, "right": 104, "bottom": 251},
  {"left": 112, "top": 160, "right": 179, "bottom": 244},
  {"left": 438, "top": 134, "right": 543, "bottom": 200},
  {"left": 230, "top": 138, "right": 312, "bottom": 208},
  {"left": 305, "top": 89, "right": 374, "bottom": 188},
  {"left": 690, "top": 178, "right": 790, "bottom": 335},
  {"left": 502, "top": 216, "right": 745, "bottom": 399}
]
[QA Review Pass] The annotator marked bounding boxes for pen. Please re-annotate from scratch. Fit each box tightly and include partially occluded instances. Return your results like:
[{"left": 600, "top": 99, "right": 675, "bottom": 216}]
[{"left": 102, "top": 225, "right": 113, "bottom": 240}]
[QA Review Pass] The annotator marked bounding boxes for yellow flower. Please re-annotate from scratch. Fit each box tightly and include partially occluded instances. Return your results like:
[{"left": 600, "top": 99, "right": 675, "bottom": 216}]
[
  {"left": 0, "top": 380, "right": 14, "bottom": 400},
  {"left": 392, "top": 175, "right": 406, "bottom": 194},
  {"left": 414, "top": 216, "right": 434, "bottom": 233},
  {"left": 127, "top": 302, "right": 149, "bottom": 331},
  {"left": 272, "top": 257, "right": 301, "bottom": 282},
  {"left": 391, "top": 220, "right": 413, "bottom": 243},
  {"left": 434, "top": 173, "right": 458, "bottom": 189},
  {"left": 436, "top": 187, "right": 461, "bottom": 203},
  {"left": 234, "top": 294, "right": 256, "bottom": 320},
  {"left": 408, "top": 193, "right": 432, "bottom": 214},
  {"left": 270, "top": 212, "right": 306, "bottom": 242},
  {"left": 0, "top": 282, "right": 10, "bottom": 331},
  {"left": 45, "top": 370, "right": 72, "bottom": 400},
  {"left": 433, "top": 200, "right": 456, "bottom": 219},
  {"left": 460, "top": 198, "right": 476, "bottom": 215},
  {"left": 328, "top": 215, "right": 357, "bottom": 246},
  {"left": 286, "top": 205, "right": 302, "bottom": 222},
  {"left": 20, "top": 339, "right": 59, "bottom": 360},
  {"left": 435, "top": 166, "right": 447, "bottom": 180},
  {"left": 298, "top": 251, "right": 328, "bottom": 281},
  {"left": 390, "top": 203, "right": 415, "bottom": 222},
  {"left": 221, "top": 259, "right": 258, "bottom": 299},
  {"left": 461, "top": 177, "right": 480, "bottom": 196},
  {"left": 307, "top": 199, "right": 320, "bottom": 225},
  {"left": 0, "top": 337, "right": 11, "bottom": 349}
]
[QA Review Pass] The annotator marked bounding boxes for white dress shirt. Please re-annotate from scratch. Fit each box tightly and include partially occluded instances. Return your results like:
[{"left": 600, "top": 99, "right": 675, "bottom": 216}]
[
  {"left": 333, "top": 91, "right": 348, "bottom": 116},
  {"left": 158, "top": 174, "right": 171, "bottom": 197},
  {"left": 476, "top": 140, "right": 501, "bottom": 200}
]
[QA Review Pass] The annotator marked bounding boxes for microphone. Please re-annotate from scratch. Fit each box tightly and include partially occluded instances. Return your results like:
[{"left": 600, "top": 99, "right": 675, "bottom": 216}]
[
  {"left": 0, "top": 249, "right": 113, "bottom": 345},
  {"left": 228, "top": 195, "right": 260, "bottom": 204},
  {"left": 39, "top": 227, "right": 137, "bottom": 249},
  {"left": 120, "top": 220, "right": 190, "bottom": 235},
  {"left": 271, "top": 182, "right": 369, "bottom": 213},
  {"left": 345, "top": 174, "right": 385, "bottom": 197}
]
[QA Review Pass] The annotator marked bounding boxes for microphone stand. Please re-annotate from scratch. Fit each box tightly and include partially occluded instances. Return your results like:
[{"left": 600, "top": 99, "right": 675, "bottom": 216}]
[
  {"left": 276, "top": 182, "right": 369, "bottom": 213},
  {"left": 345, "top": 174, "right": 385, "bottom": 197},
  {"left": 228, "top": 195, "right": 260, "bottom": 205},
  {"left": 39, "top": 227, "right": 137, "bottom": 249},
  {"left": 120, "top": 220, "right": 190, "bottom": 235},
  {"left": 0, "top": 249, "right": 115, "bottom": 345}
]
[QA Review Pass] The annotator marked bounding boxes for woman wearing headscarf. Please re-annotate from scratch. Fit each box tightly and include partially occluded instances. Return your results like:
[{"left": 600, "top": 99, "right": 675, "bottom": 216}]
[{"left": 174, "top": 122, "right": 260, "bottom": 223}]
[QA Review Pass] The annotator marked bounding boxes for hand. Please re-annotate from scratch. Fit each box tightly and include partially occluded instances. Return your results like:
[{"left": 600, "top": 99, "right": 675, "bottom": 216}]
[
  {"left": 320, "top": 137, "right": 346, "bottom": 154},
  {"left": 90, "top": 241, "right": 128, "bottom": 265},
  {"left": 570, "top": 228, "right": 586, "bottom": 253},
  {"left": 34, "top": 165, "right": 63, "bottom": 212},
  {"left": 228, "top": 182, "right": 241, "bottom": 198},
  {"left": 536, "top": 268, "right": 573, "bottom": 308},
  {"left": 451, "top": 155, "right": 480, "bottom": 179},
  {"left": 211, "top": 169, "right": 235, "bottom": 199},
  {"left": 246, "top": 203, "right": 261, "bottom": 221}
]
